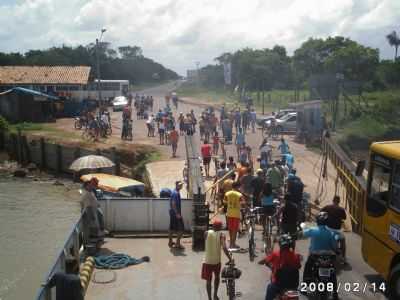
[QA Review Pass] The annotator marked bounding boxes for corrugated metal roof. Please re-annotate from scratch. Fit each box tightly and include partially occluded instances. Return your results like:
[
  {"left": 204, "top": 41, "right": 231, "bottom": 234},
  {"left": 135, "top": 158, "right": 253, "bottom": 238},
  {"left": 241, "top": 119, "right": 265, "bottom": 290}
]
[
  {"left": 0, "top": 87, "right": 59, "bottom": 100},
  {"left": 0, "top": 66, "right": 91, "bottom": 85}
]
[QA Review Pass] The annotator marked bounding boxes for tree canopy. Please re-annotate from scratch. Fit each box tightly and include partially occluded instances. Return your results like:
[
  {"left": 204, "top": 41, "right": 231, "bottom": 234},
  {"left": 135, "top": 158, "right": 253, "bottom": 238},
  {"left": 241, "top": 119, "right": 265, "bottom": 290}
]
[
  {"left": 0, "top": 44, "right": 179, "bottom": 84},
  {"left": 199, "top": 35, "right": 396, "bottom": 91}
]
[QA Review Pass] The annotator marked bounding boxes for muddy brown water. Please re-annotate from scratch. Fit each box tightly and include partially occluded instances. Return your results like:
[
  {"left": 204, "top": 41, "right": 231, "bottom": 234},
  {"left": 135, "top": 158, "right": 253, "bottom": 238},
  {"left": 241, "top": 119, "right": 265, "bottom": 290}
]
[{"left": 0, "top": 178, "right": 81, "bottom": 300}]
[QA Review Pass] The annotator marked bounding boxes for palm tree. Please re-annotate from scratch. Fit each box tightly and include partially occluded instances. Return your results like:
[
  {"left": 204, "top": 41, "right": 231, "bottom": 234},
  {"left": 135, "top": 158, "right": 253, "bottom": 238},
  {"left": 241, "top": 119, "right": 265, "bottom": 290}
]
[{"left": 386, "top": 30, "right": 400, "bottom": 60}]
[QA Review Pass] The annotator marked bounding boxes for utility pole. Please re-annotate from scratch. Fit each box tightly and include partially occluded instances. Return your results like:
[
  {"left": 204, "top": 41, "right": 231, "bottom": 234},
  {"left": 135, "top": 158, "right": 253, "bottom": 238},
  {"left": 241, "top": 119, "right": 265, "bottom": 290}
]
[
  {"left": 96, "top": 28, "right": 106, "bottom": 105},
  {"left": 195, "top": 61, "right": 200, "bottom": 88}
]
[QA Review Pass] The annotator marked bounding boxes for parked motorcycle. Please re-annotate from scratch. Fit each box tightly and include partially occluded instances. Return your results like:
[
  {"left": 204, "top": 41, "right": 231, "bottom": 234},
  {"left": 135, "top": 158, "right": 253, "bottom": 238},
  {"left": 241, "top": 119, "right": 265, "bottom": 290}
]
[{"left": 74, "top": 116, "right": 87, "bottom": 129}]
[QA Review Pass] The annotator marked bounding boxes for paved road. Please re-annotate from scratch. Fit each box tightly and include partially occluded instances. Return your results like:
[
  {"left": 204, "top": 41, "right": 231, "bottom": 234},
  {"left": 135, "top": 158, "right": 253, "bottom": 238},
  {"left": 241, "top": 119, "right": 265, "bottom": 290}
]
[{"left": 86, "top": 82, "right": 388, "bottom": 300}]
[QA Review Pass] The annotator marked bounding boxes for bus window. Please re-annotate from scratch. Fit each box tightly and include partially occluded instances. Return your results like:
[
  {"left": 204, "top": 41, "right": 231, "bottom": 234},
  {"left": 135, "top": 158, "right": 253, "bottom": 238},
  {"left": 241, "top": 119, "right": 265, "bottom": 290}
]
[
  {"left": 367, "top": 162, "right": 391, "bottom": 216},
  {"left": 391, "top": 164, "right": 400, "bottom": 211}
]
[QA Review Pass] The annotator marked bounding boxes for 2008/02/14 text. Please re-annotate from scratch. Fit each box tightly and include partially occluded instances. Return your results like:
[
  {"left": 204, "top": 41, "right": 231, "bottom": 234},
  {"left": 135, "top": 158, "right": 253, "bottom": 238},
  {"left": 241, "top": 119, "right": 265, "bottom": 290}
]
[{"left": 300, "top": 282, "right": 386, "bottom": 293}]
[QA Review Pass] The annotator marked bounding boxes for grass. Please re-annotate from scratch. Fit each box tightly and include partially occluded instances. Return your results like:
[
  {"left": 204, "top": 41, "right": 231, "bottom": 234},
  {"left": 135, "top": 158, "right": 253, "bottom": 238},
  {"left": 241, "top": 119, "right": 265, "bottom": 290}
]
[
  {"left": 177, "top": 83, "right": 309, "bottom": 114},
  {"left": 130, "top": 80, "right": 171, "bottom": 92},
  {"left": 329, "top": 89, "right": 400, "bottom": 159}
]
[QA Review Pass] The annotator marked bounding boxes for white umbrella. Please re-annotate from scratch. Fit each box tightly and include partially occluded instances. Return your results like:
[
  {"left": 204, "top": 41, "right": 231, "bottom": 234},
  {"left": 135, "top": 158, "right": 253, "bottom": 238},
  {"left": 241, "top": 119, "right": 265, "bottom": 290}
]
[{"left": 70, "top": 155, "right": 115, "bottom": 171}]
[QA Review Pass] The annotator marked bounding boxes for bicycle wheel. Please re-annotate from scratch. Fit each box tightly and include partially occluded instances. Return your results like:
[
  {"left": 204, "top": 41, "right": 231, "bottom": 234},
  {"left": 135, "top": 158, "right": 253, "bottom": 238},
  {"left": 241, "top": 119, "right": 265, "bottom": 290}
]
[
  {"left": 228, "top": 280, "right": 235, "bottom": 300},
  {"left": 263, "top": 218, "right": 273, "bottom": 254},
  {"left": 248, "top": 226, "right": 255, "bottom": 262}
]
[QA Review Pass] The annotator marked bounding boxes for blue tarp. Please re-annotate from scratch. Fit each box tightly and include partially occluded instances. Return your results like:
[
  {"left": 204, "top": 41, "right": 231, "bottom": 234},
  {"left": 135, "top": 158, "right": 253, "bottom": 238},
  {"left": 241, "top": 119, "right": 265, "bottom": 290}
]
[{"left": 0, "top": 87, "right": 59, "bottom": 100}]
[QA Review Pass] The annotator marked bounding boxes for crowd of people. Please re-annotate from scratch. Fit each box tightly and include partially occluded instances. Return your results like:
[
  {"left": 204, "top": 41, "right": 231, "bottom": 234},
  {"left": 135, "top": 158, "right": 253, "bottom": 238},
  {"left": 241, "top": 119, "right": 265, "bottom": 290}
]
[
  {"left": 197, "top": 137, "right": 347, "bottom": 300},
  {"left": 81, "top": 91, "right": 348, "bottom": 300}
]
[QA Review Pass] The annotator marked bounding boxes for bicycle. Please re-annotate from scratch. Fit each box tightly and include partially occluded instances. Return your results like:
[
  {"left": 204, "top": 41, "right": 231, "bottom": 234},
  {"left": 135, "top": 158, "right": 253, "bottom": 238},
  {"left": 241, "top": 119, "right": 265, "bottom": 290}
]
[
  {"left": 221, "top": 248, "right": 242, "bottom": 300},
  {"left": 263, "top": 199, "right": 281, "bottom": 254},
  {"left": 246, "top": 206, "right": 263, "bottom": 262}
]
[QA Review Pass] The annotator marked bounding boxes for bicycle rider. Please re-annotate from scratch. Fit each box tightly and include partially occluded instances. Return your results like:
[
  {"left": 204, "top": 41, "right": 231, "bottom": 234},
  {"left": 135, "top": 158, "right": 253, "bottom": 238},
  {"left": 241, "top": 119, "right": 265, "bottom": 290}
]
[
  {"left": 321, "top": 195, "right": 347, "bottom": 263},
  {"left": 258, "top": 234, "right": 301, "bottom": 300},
  {"left": 260, "top": 182, "right": 276, "bottom": 234}
]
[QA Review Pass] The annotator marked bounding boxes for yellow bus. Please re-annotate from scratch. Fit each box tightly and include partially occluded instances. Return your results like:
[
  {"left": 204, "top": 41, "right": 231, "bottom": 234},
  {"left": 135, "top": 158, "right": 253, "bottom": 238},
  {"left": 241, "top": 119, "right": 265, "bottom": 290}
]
[{"left": 362, "top": 141, "right": 400, "bottom": 299}]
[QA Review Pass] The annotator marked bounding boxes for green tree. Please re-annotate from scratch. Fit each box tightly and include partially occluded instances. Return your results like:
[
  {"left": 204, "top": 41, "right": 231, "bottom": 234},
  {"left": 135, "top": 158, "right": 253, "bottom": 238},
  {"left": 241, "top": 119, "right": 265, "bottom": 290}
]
[
  {"left": 386, "top": 31, "right": 400, "bottom": 60},
  {"left": 118, "top": 46, "right": 143, "bottom": 59}
]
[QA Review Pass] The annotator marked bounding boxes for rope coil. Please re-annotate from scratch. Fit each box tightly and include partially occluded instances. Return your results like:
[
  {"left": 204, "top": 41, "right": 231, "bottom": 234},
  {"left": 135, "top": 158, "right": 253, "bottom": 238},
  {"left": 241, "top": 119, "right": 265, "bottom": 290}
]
[{"left": 94, "top": 253, "right": 150, "bottom": 270}]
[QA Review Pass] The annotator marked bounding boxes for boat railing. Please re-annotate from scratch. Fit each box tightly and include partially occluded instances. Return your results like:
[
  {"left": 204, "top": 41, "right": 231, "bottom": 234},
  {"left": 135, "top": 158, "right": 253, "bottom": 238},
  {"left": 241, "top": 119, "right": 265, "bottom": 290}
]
[{"left": 35, "top": 210, "right": 87, "bottom": 300}]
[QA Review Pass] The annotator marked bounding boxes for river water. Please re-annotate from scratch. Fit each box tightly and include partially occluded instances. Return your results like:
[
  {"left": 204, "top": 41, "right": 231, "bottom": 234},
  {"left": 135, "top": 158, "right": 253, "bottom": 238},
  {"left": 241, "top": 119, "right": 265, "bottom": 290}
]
[{"left": 0, "top": 178, "right": 81, "bottom": 300}]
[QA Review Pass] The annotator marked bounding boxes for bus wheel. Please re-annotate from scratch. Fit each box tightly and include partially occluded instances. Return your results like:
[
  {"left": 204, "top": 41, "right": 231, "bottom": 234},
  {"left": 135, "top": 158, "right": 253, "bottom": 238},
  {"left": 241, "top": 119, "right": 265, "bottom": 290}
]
[{"left": 389, "top": 264, "right": 400, "bottom": 299}]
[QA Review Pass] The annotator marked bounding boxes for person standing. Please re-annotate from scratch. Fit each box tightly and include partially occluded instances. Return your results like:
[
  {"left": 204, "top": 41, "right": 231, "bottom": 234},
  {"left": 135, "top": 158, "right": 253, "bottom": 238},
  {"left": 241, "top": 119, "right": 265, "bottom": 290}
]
[
  {"left": 159, "top": 120, "right": 166, "bottom": 145},
  {"left": 251, "top": 169, "right": 265, "bottom": 207},
  {"left": 80, "top": 177, "right": 105, "bottom": 237},
  {"left": 278, "top": 138, "right": 290, "bottom": 155},
  {"left": 234, "top": 109, "right": 241, "bottom": 133},
  {"left": 202, "top": 219, "right": 231, "bottom": 300},
  {"left": 169, "top": 127, "right": 179, "bottom": 158},
  {"left": 212, "top": 132, "right": 220, "bottom": 156},
  {"left": 250, "top": 109, "right": 257, "bottom": 133},
  {"left": 321, "top": 196, "right": 347, "bottom": 262},
  {"left": 224, "top": 181, "right": 245, "bottom": 249},
  {"left": 235, "top": 128, "right": 245, "bottom": 159},
  {"left": 178, "top": 112, "right": 185, "bottom": 136},
  {"left": 201, "top": 140, "right": 212, "bottom": 178},
  {"left": 168, "top": 181, "right": 185, "bottom": 249},
  {"left": 227, "top": 156, "right": 237, "bottom": 171}
]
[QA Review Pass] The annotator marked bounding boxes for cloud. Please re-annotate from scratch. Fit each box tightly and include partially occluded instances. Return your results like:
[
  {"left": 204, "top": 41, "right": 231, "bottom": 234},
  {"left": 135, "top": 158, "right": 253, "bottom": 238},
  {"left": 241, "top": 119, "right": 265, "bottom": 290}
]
[{"left": 0, "top": 0, "right": 399, "bottom": 75}]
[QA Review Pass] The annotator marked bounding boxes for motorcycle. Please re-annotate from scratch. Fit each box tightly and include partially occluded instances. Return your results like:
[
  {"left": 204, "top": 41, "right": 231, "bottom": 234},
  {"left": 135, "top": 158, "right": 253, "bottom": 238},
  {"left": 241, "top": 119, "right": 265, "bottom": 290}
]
[
  {"left": 74, "top": 116, "right": 87, "bottom": 129},
  {"left": 300, "top": 223, "right": 338, "bottom": 300}
]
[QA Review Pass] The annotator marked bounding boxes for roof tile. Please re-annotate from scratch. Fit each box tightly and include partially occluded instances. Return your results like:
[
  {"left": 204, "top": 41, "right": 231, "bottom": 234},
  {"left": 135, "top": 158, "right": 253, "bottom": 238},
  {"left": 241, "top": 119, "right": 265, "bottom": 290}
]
[{"left": 0, "top": 66, "right": 91, "bottom": 85}]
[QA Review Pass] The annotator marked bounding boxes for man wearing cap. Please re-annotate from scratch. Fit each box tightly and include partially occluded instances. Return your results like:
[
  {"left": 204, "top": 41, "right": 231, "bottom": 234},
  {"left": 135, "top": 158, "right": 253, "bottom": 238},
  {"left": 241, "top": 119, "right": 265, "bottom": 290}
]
[
  {"left": 202, "top": 219, "right": 231, "bottom": 300},
  {"left": 168, "top": 181, "right": 185, "bottom": 249},
  {"left": 80, "top": 177, "right": 105, "bottom": 237}
]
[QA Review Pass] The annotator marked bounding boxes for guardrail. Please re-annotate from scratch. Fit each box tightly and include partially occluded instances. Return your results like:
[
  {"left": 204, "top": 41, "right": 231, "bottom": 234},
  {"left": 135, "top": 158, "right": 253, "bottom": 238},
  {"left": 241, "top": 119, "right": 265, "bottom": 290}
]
[
  {"left": 323, "top": 135, "right": 367, "bottom": 234},
  {"left": 35, "top": 211, "right": 87, "bottom": 300},
  {"left": 184, "top": 134, "right": 208, "bottom": 250}
]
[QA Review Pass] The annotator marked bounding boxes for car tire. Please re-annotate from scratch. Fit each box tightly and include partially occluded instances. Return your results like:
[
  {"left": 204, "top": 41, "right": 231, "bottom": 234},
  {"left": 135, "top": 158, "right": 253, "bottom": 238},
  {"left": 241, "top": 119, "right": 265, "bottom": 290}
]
[{"left": 389, "top": 264, "right": 400, "bottom": 300}]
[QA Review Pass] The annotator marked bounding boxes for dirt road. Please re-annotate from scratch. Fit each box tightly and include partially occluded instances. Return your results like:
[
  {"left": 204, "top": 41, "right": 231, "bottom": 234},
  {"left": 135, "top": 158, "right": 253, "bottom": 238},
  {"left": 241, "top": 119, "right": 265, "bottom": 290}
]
[{"left": 62, "top": 82, "right": 386, "bottom": 300}]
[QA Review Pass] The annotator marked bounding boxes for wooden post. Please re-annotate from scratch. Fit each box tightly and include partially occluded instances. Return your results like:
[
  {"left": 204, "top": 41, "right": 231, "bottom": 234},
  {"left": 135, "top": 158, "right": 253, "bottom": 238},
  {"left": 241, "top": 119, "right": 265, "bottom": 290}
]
[
  {"left": 73, "top": 147, "right": 81, "bottom": 182},
  {"left": 40, "top": 137, "right": 46, "bottom": 170},
  {"left": 17, "top": 128, "right": 23, "bottom": 163},
  {"left": 111, "top": 147, "right": 120, "bottom": 175},
  {"left": 56, "top": 144, "right": 62, "bottom": 174},
  {"left": 11, "top": 133, "right": 18, "bottom": 162},
  {"left": 22, "top": 135, "right": 31, "bottom": 164},
  {"left": 0, "top": 130, "right": 4, "bottom": 151},
  {"left": 262, "top": 97, "right": 265, "bottom": 115}
]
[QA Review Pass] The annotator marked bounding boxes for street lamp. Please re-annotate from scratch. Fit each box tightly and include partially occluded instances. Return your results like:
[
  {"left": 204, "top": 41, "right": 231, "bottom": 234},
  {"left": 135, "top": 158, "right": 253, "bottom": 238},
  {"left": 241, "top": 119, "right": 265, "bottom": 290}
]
[{"left": 96, "top": 28, "right": 106, "bottom": 104}]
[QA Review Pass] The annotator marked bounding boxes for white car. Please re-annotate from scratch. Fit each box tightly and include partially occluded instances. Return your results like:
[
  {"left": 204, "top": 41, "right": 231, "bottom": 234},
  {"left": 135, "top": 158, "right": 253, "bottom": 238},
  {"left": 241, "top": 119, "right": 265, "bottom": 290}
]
[
  {"left": 256, "top": 109, "right": 296, "bottom": 127},
  {"left": 112, "top": 96, "right": 128, "bottom": 112},
  {"left": 265, "top": 112, "right": 297, "bottom": 132}
]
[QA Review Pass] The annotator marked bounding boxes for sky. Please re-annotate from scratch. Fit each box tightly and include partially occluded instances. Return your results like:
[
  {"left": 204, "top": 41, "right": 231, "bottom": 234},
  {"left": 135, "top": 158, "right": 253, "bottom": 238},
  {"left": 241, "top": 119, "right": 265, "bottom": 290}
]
[{"left": 1, "top": 0, "right": 400, "bottom": 76}]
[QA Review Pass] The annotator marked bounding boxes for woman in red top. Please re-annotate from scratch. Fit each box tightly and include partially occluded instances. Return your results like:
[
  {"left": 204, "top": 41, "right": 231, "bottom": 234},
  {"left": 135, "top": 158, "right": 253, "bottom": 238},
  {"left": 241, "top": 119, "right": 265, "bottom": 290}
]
[
  {"left": 201, "top": 140, "right": 212, "bottom": 177},
  {"left": 259, "top": 234, "right": 301, "bottom": 300}
]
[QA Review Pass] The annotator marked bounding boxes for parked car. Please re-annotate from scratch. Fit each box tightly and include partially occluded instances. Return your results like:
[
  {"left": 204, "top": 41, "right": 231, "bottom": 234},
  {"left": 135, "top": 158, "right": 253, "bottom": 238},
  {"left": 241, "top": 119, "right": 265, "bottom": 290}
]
[
  {"left": 256, "top": 109, "right": 296, "bottom": 127},
  {"left": 265, "top": 112, "right": 297, "bottom": 132},
  {"left": 112, "top": 96, "right": 128, "bottom": 112}
]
